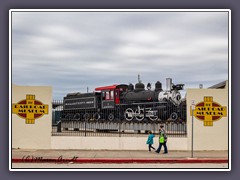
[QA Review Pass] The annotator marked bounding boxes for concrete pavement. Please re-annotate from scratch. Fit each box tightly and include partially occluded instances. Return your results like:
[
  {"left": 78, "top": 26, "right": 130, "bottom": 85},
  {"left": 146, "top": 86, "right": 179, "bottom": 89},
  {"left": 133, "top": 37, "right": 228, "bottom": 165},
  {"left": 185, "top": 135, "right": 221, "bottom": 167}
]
[
  {"left": 12, "top": 163, "right": 229, "bottom": 169},
  {"left": 11, "top": 149, "right": 228, "bottom": 164}
]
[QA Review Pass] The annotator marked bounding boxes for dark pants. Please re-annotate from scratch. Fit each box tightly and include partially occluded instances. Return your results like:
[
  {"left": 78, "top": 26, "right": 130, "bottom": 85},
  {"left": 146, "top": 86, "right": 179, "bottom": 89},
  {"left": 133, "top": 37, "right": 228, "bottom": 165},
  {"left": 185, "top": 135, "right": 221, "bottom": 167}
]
[
  {"left": 155, "top": 142, "right": 168, "bottom": 153},
  {"left": 148, "top": 144, "right": 155, "bottom": 151}
]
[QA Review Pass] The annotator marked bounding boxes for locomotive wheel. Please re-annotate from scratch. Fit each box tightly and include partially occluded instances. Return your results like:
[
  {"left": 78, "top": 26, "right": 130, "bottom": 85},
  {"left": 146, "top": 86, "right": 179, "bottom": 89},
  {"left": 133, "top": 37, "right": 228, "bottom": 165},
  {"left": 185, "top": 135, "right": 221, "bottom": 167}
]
[
  {"left": 146, "top": 109, "right": 158, "bottom": 121},
  {"left": 108, "top": 113, "right": 114, "bottom": 121},
  {"left": 124, "top": 108, "right": 134, "bottom": 121},
  {"left": 73, "top": 113, "right": 81, "bottom": 121},
  {"left": 93, "top": 112, "right": 101, "bottom": 120},
  {"left": 84, "top": 113, "right": 90, "bottom": 121},
  {"left": 149, "top": 114, "right": 158, "bottom": 121},
  {"left": 170, "top": 112, "right": 178, "bottom": 121},
  {"left": 65, "top": 114, "right": 72, "bottom": 120},
  {"left": 135, "top": 109, "right": 144, "bottom": 121}
]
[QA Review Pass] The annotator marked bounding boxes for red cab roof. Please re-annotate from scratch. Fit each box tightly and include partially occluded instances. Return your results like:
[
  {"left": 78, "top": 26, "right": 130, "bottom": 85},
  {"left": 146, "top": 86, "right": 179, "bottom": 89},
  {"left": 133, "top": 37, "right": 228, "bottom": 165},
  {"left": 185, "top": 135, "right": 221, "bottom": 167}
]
[{"left": 95, "top": 84, "right": 118, "bottom": 91}]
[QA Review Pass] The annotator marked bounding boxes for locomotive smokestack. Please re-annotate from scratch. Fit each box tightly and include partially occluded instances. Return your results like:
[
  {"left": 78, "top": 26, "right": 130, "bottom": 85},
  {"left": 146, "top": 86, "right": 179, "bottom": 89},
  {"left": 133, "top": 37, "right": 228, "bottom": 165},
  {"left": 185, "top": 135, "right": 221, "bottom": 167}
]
[{"left": 166, "top": 78, "right": 172, "bottom": 91}]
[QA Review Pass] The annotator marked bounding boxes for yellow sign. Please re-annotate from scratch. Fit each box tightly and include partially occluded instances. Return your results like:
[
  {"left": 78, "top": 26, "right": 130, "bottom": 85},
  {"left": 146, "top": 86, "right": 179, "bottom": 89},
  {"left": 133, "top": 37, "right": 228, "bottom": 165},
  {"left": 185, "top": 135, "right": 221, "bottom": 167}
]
[
  {"left": 12, "top": 95, "right": 49, "bottom": 124},
  {"left": 190, "top": 96, "right": 227, "bottom": 126}
]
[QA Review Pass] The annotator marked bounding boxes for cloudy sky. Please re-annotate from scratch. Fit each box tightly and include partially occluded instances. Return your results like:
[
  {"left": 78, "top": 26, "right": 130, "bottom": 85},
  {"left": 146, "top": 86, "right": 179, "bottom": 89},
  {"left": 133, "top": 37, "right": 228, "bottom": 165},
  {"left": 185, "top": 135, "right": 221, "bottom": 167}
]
[{"left": 11, "top": 10, "right": 229, "bottom": 99}]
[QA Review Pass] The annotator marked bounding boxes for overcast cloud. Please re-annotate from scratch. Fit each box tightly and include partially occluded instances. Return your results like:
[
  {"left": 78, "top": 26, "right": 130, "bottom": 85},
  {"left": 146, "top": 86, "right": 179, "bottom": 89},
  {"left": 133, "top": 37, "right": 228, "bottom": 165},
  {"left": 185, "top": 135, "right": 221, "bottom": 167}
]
[{"left": 11, "top": 10, "right": 229, "bottom": 99}]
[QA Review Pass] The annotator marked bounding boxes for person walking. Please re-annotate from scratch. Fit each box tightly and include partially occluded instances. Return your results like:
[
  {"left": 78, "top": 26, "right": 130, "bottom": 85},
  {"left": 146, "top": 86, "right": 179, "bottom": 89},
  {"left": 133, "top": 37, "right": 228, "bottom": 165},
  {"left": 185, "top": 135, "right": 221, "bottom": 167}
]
[
  {"left": 155, "top": 125, "right": 168, "bottom": 154},
  {"left": 146, "top": 131, "right": 156, "bottom": 152}
]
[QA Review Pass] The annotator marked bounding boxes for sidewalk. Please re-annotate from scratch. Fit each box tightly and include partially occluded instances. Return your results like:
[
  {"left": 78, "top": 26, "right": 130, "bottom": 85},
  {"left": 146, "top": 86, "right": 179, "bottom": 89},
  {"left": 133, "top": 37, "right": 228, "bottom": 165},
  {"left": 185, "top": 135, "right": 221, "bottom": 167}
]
[{"left": 12, "top": 149, "right": 228, "bottom": 164}]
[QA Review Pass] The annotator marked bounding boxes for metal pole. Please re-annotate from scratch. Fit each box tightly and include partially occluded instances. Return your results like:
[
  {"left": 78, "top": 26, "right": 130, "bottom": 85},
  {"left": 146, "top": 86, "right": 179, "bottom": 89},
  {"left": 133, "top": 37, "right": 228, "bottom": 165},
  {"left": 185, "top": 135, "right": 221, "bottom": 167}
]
[
  {"left": 119, "top": 105, "right": 121, "bottom": 137},
  {"left": 84, "top": 110, "right": 87, "bottom": 137},
  {"left": 191, "top": 108, "right": 194, "bottom": 158}
]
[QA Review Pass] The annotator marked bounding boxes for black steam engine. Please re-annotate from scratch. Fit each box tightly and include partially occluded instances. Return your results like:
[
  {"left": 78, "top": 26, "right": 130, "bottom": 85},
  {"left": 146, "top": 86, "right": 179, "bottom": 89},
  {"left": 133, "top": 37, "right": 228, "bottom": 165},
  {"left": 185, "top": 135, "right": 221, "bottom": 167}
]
[{"left": 62, "top": 78, "right": 186, "bottom": 122}]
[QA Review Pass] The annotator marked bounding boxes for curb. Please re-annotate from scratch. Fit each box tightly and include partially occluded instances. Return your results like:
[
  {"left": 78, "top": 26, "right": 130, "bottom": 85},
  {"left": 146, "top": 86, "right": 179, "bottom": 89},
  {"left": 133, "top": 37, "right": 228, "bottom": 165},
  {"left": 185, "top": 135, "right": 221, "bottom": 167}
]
[{"left": 12, "top": 158, "right": 228, "bottom": 164}]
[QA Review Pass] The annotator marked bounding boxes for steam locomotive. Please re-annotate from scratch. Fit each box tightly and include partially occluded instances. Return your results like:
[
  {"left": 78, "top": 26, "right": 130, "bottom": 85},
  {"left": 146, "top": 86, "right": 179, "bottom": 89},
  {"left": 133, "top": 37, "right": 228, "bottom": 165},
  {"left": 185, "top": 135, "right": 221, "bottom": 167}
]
[{"left": 62, "top": 78, "right": 186, "bottom": 122}]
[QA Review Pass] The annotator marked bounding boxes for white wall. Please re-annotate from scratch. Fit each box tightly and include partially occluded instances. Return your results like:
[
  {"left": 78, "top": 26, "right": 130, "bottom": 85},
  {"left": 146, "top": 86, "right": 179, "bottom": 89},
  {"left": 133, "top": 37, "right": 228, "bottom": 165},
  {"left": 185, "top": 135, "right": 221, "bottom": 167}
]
[
  {"left": 12, "top": 85, "right": 52, "bottom": 149},
  {"left": 51, "top": 136, "right": 188, "bottom": 150},
  {"left": 186, "top": 87, "right": 228, "bottom": 150}
]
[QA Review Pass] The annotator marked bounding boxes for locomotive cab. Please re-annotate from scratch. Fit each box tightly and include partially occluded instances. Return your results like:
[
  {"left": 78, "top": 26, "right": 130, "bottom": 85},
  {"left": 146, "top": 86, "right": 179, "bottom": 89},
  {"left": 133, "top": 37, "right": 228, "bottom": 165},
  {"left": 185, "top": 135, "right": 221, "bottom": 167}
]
[{"left": 95, "top": 84, "right": 128, "bottom": 109}]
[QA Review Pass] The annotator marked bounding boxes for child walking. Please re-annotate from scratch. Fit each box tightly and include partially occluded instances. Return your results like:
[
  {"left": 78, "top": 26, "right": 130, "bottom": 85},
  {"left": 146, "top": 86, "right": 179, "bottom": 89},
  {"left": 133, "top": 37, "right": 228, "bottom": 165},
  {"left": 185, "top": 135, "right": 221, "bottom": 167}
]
[
  {"left": 155, "top": 125, "right": 168, "bottom": 154},
  {"left": 146, "top": 131, "right": 156, "bottom": 152}
]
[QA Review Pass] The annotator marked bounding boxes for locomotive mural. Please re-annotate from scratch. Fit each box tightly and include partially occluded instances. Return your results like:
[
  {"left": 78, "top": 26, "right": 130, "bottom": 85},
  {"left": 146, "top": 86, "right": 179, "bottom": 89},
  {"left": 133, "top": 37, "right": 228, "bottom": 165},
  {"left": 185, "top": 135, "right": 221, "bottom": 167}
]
[{"left": 61, "top": 78, "right": 186, "bottom": 122}]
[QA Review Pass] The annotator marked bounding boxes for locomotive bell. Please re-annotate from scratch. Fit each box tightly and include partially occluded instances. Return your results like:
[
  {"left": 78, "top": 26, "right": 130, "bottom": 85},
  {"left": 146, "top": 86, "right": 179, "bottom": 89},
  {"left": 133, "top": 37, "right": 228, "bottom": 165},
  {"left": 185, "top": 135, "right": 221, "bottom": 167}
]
[{"left": 147, "top": 83, "right": 151, "bottom": 90}]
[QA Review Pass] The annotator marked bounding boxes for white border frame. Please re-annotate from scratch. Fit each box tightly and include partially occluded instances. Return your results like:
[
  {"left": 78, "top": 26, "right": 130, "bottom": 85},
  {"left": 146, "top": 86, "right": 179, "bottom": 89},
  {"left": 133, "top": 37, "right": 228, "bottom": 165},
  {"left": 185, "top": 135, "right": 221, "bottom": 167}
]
[{"left": 9, "top": 9, "right": 231, "bottom": 171}]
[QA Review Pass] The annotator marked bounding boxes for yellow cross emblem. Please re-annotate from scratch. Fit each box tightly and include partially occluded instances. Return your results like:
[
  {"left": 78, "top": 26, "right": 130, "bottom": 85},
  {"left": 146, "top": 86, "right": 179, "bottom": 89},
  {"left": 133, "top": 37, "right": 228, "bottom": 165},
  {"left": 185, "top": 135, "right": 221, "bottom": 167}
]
[
  {"left": 191, "top": 96, "right": 227, "bottom": 126},
  {"left": 12, "top": 95, "right": 48, "bottom": 124}
]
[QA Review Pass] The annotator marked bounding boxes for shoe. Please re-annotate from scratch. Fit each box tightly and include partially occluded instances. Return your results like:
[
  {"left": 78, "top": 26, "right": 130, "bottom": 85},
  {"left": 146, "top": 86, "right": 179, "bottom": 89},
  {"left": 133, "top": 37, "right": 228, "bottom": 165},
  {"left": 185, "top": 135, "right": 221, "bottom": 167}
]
[
  {"left": 163, "top": 152, "right": 168, "bottom": 154},
  {"left": 155, "top": 151, "right": 159, "bottom": 153}
]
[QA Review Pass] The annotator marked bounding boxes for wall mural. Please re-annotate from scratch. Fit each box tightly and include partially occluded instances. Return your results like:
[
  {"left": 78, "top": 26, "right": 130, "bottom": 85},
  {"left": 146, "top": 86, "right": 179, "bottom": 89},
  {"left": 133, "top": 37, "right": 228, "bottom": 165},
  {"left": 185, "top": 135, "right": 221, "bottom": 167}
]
[{"left": 12, "top": 95, "right": 49, "bottom": 124}]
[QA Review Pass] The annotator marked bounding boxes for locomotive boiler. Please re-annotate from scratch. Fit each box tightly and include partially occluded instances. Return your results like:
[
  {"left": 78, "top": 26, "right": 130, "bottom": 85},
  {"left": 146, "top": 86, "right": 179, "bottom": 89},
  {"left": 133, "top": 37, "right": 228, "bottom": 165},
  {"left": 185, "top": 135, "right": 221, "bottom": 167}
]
[
  {"left": 121, "top": 81, "right": 161, "bottom": 103},
  {"left": 61, "top": 78, "right": 186, "bottom": 122}
]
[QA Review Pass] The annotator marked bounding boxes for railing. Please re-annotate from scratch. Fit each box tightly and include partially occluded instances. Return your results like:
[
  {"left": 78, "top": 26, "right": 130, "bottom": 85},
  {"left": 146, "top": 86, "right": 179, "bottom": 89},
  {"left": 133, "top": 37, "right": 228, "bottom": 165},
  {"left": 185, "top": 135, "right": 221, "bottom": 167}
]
[{"left": 52, "top": 100, "right": 187, "bottom": 137}]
